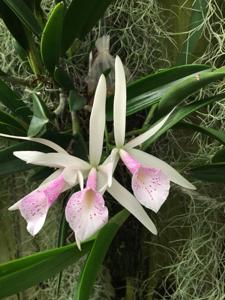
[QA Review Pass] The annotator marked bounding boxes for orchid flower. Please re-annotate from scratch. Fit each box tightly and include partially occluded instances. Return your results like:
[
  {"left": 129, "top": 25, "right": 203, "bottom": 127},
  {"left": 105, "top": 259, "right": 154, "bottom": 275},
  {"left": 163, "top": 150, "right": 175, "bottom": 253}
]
[
  {"left": 0, "top": 75, "right": 109, "bottom": 243},
  {"left": 0, "top": 70, "right": 158, "bottom": 247},
  {"left": 108, "top": 56, "right": 196, "bottom": 214}
]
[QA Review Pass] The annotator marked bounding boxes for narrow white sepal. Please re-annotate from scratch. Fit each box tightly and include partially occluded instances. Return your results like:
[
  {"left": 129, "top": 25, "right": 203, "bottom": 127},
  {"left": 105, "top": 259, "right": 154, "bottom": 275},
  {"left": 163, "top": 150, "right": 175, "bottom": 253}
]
[
  {"left": 124, "top": 111, "right": 173, "bottom": 149},
  {"left": 0, "top": 133, "right": 67, "bottom": 153},
  {"left": 13, "top": 151, "right": 90, "bottom": 170},
  {"left": 107, "top": 178, "right": 157, "bottom": 235},
  {"left": 114, "top": 56, "right": 127, "bottom": 147},
  {"left": 89, "top": 74, "right": 107, "bottom": 165},
  {"left": 128, "top": 148, "right": 196, "bottom": 190},
  {"left": 78, "top": 170, "right": 84, "bottom": 190}
]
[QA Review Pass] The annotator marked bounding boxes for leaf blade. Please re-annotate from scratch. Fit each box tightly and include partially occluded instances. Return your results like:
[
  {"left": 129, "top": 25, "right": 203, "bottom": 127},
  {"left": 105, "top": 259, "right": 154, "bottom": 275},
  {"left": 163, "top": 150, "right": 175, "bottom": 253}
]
[{"left": 40, "top": 2, "right": 65, "bottom": 73}]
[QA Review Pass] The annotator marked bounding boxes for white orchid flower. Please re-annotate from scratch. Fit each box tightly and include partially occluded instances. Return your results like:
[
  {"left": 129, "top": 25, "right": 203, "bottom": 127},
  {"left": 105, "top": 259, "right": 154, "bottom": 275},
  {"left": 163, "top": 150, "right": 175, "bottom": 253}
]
[
  {"left": 108, "top": 56, "right": 196, "bottom": 214},
  {"left": 0, "top": 75, "right": 109, "bottom": 243},
  {"left": 0, "top": 71, "right": 158, "bottom": 248}
]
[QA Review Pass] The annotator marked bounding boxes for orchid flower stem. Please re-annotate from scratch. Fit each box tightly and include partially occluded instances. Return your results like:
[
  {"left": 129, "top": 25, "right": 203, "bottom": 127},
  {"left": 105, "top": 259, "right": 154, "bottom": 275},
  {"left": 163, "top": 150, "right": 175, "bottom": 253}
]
[
  {"left": 54, "top": 92, "right": 66, "bottom": 116},
  {"left": 71, "top": 111, "right": 80, "bottom": 135},
  {"left": 104, "top": 126, "right": 110, "bottom": 155},
  {"left": 143, "top": 103, "right": 158, "bottom": 128},
  {"left": 125, "top": 127, "right": 147, "bottom": 138},
  {"left": 125, "top": 277, "right": 136, "bottom": 300}
]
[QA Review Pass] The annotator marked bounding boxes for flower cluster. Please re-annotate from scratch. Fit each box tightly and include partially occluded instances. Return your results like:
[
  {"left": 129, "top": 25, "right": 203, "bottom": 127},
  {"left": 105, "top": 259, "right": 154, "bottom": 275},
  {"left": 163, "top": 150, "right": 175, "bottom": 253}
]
[{"left": 1, "top": 57, "right": 195, "bottom": 249}]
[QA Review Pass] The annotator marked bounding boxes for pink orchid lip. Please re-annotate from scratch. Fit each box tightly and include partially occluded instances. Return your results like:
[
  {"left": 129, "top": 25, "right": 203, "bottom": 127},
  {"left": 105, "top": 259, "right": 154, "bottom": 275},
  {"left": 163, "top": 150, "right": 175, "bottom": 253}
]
[
  {"left": 65, "top": 168, "right": 108, "bottom": 249},
  {"left": 119, "top": 149, "right": 141, "bottom": 174},
  {"left": 86, "top": 168, "right": 97, "bottom": 190},
  {"left": 119, "top": 149, "right": 170, "bottom": 213},
  {"left": 42, "top": 173, "right": 66, "bottom": 205},
  {"left": 9, "top": 173, "right": 66, "bottom": 236}
]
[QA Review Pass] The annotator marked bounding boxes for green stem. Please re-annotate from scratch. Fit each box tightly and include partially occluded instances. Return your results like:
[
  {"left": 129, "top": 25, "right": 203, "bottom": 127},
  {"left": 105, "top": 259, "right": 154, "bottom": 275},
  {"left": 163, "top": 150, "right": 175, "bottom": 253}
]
[
  {"left": 71, "top": 112, "right": 80, "bottom": 135},
  {"left": 125, "top": 277, "right": 136, "bottom": 300},
  {"left": 125, "top": 127, "right": 147, "bottom": 138},
  {"left": 104, "top": 125, "right": 110, "bottom": 155},
  {"left": 143, "top": 103, "right": 158, "bottom": 128}
]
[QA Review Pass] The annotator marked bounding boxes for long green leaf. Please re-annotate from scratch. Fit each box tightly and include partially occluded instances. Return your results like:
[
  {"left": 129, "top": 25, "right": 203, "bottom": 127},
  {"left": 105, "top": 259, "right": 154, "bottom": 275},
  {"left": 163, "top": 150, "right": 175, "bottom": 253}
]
[
  {"left": 0, "top": 79, "right": 31, "bottom": 121},
  {"left": 62, "top": 0, "right": 114, "bottom": 52},
  {"left": 2, "top": 0, "right": 41, "bottom": 35},
  {"left": 0, "top": 122, "right": 26, "bottom": 136},
  {"left": 157, "top": 66, "right": 225, "bottom": 116},
  {"left": 0, "top": 241, "right": 92, "bottom": 299},
  {"left": 0, "top": 1, "right": 29, "bottom": 50},
  {"left": 106, "top": 64, "right": 209, "bottom": 120},
  {"left": 180, "top": 122, "right": 225, "bottom": 145},
  {"left": 0, "top": 140, "right": 49, "bottom": 176},
  {"left": 0, "top": 110, "right": 27, "bottom": 131},
  {"left": 41, "top": 2, "right": 64, "bottom": 73},
  {"left": 143, "top": 93, "right": 225, "bottom": 148},
  {"left": 190, "top": 163, "right": 225, "bottom": 182},
  {"left": 75, "top": 210, "right": 129, "bottom": 300}
]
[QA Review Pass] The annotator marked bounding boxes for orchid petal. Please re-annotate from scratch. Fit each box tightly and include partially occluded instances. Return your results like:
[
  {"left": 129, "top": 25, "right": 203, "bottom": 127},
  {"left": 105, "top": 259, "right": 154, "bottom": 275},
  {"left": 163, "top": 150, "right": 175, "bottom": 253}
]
[
  {"left": 124, "top": 111, "right": 173, "bottom": 149},
  {"left": 97, "top": 149, "right": 119, "bottom": 193},
  {"left": 128, "top": 148, "right": 196, "bottom": 190},
  {"left": 65, "top": 188, "right": 108, "bottom": 249},
  {"left": 62, "top": 168, "right": 78, "bottom": 187},
  {"left": 98, "top": 162, "right": 113, "bottom": 187},
  {"left": 132, "top": 167, "right": 170, "bottom": 213},
  {"left": 107, "top": 178, "right": 157, "bottom": 235},
  {"left": 89, "top": 74, "right": 107, "bottom": 165},
  {"left": 9, "top": 174, "right": 65, "bottom": 235},
  {"left": 77, "top": 170, "right": 84, "bottom": 190},
  {"left": 13, "top": 151, "right": 90, "bottom": 170},
  {"left": 113, "top": 56, "right": 127, "bottom": 147},
  {"left": 0, "top": 133, "right": 67, "bottom": 153},
  {"left": 40, "top": 169, "right": 73, "bottom": 192}
]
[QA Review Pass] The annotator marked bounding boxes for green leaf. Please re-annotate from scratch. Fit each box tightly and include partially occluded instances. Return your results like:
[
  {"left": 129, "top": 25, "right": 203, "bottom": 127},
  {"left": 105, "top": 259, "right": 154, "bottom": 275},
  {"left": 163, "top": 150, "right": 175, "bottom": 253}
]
[
  {"left": 2, "top": 0, "right": 41, "bottom": 35},
  {"left": 212, "top": 147, "right": 225, "bottom": 163},
  {"left": 0, "top": 79, "right": 31, "bottom": 121},
  {"left": 0, "top": 140, "right": 50, "bottom": 176},
  {"left": 157, "top": 66, "right": 225, "bottom": 117},
  {"left": 0, "top": 110, "right": 27, "bottom": 132},
  {"left": 143, "top": 93, "right": 225, "bottom": 148},
  {"left": 75, "top": 210, "right": 129, "bottom": 300},
  {"left": 180, "top": 121, "right": 225, "bottom": 145},
  {"left": 0, "top": 241, "right": 92, "bottom": 299},
  {"left": 0, "top": 1, "right": 29, "bottom": 50},
  {"left": 54, "top": 67, "right": 74, "bottom": 90},
  {"left": 41, "top": 2, "right": 64, "bottom": 73},
  {"left": 177, "top": 0, "right": 208, "bottom": 64},
  {"left": 68, "top": 90, "right": 86, "bottom": 112},
  {"left": 106, "top": 64, "right": 209, "bottom": 120},
  {"left": 190, "top": 163, "right": 225, "bottom": 182},
  {"left": 28, "top": 94, "right": 50, "bottom": 137},
  {"left": 0, "top": 122, "right": 27, "bottom": 136},
  {"left": 62, "top": 0, "right": 114, "bottom": 52}
]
